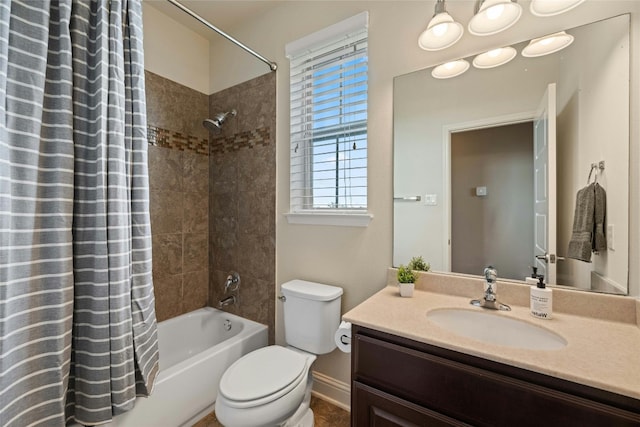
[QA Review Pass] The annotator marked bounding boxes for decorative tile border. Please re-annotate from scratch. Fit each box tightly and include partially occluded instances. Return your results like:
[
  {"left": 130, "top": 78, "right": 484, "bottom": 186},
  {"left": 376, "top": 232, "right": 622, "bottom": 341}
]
[
  {"left": 147, "top": 125, "right": 209, "bottom": 156},
  {"left": 210, "top": 127, "right": 271, "bottom": 155},
  {"left": 147, "top": 125, "right": 272, "bottom": 156}
]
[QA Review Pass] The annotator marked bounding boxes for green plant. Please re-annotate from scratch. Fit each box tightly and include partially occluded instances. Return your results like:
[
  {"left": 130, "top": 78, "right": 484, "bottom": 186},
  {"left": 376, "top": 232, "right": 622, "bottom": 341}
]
[
  {"left": 409, "top": 256, "right": 430, "bottom": 272},
  {"left": 397, "top": 264, "right": 416, "bottom": 284}
]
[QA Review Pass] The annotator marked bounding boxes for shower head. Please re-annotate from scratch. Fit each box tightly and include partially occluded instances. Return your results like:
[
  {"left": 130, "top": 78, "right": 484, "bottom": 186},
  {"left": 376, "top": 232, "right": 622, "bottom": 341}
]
[{"left": 203, "top": 109, "right": 237, "bottom": 132}]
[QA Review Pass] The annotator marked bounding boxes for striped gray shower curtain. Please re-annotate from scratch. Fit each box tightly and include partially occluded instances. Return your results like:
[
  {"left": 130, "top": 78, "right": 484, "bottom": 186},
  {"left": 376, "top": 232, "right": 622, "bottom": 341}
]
[{"left": 0, "top": 1, "right": 159, "bottom": 425}]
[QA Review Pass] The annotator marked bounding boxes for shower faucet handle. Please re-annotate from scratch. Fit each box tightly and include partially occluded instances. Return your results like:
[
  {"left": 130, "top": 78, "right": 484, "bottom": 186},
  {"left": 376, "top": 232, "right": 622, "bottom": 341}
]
[{"left": 224, "top": 271, "right": 240, "bottom": 293}]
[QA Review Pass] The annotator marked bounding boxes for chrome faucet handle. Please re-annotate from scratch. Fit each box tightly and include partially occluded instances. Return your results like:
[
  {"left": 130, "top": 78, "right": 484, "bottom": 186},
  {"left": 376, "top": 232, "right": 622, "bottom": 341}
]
[
  {"left": 484, "top": 266, "right": 497, "bottom": 283},
  {"left": 484, "top": 286, "right": 497, "bottom": 302},
  {"left": 483, "top": 266, "right": 497, "bottom": 299},
  {"left": 470, "top": 265, "right": 511, "bottom": 311},
  {"left": 224, "top": 271, "right": 240, "bottom": 293}
]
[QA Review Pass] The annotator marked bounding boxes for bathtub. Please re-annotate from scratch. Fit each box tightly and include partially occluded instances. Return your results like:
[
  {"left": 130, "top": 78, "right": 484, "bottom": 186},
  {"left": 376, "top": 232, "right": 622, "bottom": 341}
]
[{"left": 107, "top": 307, "right": 268, "bottom": 427}]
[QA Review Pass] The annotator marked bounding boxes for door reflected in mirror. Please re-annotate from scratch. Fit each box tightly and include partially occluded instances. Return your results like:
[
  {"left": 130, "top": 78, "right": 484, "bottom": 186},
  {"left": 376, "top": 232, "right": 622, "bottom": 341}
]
[
  {"left": 393, "top": 14, "right": 629, "bottom": 295},
  {"left": 450, "top": 121, "right": 535, "bottom": 282}
]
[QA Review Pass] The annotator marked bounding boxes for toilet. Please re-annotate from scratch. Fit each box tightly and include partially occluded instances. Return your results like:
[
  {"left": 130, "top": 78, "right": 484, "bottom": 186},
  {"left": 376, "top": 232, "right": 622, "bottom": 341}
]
[{"left": 214, "top": 280, "right": 343, "bottom": 427}]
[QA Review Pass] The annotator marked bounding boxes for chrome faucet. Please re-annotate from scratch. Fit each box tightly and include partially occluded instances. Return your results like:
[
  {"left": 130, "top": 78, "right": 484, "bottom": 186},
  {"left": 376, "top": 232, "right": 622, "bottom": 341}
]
[
  {"left": 483, "top": 266, "right": 497, "bottom": 302},
  {"left": 219, "top": 271, "right": 240, "bottom": 310},
  {"left": 224, "top": 272, "right": 240, "bottom": 293},
  {"left": 470, "top": 266, "right": 511, "bottom": 311},
  {"left": 218, "top": 295, "right": 237, "bottom": 308}
]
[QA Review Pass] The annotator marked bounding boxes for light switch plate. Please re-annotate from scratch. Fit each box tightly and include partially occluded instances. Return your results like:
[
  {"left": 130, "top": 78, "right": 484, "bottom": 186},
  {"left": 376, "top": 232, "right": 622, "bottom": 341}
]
[
  {"left": 476, "top": 186, "right": 487, "bottom": 197},
  {"left": 607, "top": 224, "right": 614, "bottom": 250},
  {"left": 424, "top": 194, "right": 437, "bottom": 206}
]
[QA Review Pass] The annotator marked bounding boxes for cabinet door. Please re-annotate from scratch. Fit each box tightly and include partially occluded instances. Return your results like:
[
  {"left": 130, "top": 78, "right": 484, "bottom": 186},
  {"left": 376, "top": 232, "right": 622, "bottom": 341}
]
[
  {"left": 354, "top": 333, "right": 640, "bottom": 426},
  {"left": 352, "top": 381, "right": 470, "bottom": 427}
]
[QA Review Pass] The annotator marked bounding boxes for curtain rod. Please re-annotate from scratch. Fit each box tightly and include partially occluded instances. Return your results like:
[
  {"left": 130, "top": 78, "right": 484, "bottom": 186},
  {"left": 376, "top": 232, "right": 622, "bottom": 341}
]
[{"left": 165, "top": 0, "right": 277, "bottom": 71}]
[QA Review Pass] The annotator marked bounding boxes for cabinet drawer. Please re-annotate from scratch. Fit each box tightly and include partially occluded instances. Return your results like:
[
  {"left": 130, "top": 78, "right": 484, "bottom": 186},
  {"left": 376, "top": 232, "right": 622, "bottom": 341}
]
[
  {"left": 353, "top": 381, "right": 470, "bottom": 427},
  {"left": 353, "top": 334, "right": 640, "bottom": 427}
]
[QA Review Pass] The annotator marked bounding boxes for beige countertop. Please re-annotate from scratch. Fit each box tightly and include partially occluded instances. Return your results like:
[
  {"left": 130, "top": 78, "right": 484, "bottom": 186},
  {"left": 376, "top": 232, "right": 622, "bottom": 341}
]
[{"left": 343, "top": 270, "right": 640, "bottom": 401}]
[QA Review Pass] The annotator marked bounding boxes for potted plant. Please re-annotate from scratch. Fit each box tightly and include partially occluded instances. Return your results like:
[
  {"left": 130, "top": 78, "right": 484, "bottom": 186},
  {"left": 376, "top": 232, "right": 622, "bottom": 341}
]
[
  {"left": 397, "top": 264, "right": 416, "bottom": 297},
  {"left": 409, "top": 256, "right": 430, "bottom": 273}
]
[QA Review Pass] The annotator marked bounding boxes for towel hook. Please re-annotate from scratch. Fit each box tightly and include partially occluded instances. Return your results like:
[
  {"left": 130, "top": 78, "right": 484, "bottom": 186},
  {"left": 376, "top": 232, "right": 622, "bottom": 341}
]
[{"left": 587, "top": 161, "right": 605, "bottom": 185}]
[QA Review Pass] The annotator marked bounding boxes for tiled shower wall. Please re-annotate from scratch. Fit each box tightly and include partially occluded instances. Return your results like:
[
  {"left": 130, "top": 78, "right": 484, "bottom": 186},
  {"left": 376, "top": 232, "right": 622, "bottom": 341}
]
[
  {"left": 208, "top": 72, "right": 276, "bottom": 344},
  {"left": 144, "top": 70, "right": 276, "bottom": 333},
  {"left": 145, "top": 71, "right": 210, "bottom": 322}
]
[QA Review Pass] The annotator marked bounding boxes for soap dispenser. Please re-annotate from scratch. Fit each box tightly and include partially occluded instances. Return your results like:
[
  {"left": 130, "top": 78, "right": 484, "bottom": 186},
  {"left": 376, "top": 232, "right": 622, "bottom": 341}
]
[
  {"left": 530, "top": 275, "right": 552, "bottom": 319},
  {"left": 525, "top": 266, "right": 539, "bottom": 285}
]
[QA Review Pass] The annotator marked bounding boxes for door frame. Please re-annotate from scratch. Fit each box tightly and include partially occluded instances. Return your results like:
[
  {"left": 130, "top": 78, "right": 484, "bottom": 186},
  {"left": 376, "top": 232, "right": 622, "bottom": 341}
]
[
  {"left": 533, "top": 82, "right": 558, "bottom": 284},
  {"left": 442, "top": 111, "right": 536, "bottom": 272}
]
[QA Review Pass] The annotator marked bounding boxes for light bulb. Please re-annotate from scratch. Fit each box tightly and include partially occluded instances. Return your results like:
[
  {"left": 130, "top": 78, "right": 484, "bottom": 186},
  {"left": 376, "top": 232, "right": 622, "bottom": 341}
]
[
  {"left": 418, "top": 9, "right": 464, "bottom": 51},
  {"left": 468, "top": 0, "right": 522, "bottom": 36},
  {"left": 522, "top": 31, "right": 574, "bottom": 57},
  {"left": 432, "top": 59, "right": 470, "bottom": 79},
  {"left": 432, "top": 23, "right": 448, "bottom": 37},
  {"left": 486, "top": 4, "right": 505, "bottom": 20},
  {"left": 540, "top": 37, "right": 555, "bottom": 46},
  {"left": 472, "top": 46, "right": 516, "bottom": 69}
]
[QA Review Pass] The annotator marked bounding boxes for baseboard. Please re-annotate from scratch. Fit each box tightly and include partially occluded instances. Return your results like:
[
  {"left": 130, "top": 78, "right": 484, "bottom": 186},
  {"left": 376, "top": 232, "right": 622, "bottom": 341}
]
[
  {"left": 181, "top": 403, "right": 215, "bottom": 427},
  {"left": 311, "top": 370, "right": 351, "bottom": 412}
]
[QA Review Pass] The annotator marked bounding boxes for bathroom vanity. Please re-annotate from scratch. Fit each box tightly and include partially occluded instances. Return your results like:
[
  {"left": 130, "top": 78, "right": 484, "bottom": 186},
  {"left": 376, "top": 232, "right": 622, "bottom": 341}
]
[{"left": 344, "top": 271, "right": 640, "bottom": 426}]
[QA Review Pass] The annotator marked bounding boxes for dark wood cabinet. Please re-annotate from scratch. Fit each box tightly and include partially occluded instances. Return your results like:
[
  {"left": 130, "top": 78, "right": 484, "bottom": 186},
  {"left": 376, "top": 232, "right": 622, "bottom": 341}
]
[
  {"left": 351, "top": 325, "right": 640, "bottom": 427},
  {"left": 353, "top": 381, "right": 470, "bottom": 426}
]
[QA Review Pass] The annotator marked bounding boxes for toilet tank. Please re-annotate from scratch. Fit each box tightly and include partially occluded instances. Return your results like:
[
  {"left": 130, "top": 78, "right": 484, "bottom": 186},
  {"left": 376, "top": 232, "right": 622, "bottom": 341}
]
[{"left": 281, "top": 280, "right": 343, "bottom": 355}]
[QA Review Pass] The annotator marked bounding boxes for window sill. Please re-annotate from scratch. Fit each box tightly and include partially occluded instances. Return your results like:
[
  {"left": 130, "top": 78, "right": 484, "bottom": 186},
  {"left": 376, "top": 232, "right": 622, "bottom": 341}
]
[{"left": 284, "top": 211, "right": 373, "bottom": 227}]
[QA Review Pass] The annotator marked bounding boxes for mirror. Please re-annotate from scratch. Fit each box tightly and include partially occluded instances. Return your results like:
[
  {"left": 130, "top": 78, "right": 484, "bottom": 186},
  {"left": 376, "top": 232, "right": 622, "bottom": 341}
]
[{"left": 393, "top": 14, "right": 630, "bottom": 295}]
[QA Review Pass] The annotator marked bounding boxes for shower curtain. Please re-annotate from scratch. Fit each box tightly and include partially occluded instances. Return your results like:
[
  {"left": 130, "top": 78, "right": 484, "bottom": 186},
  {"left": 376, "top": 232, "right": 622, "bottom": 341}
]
[{"left": 0, "top": 1, "right": 159, "bottom": 426}]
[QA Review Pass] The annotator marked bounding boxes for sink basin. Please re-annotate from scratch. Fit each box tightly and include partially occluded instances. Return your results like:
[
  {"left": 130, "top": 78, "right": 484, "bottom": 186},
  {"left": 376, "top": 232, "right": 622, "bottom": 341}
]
[{"left": 426, "top": 308, "right": 567, "bottom": 350}]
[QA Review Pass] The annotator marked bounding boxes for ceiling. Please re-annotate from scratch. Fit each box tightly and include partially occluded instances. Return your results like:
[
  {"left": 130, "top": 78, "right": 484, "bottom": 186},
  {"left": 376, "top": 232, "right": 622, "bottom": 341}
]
[{"left": 144, "top": 0, "right": 285, "bottom": 41}]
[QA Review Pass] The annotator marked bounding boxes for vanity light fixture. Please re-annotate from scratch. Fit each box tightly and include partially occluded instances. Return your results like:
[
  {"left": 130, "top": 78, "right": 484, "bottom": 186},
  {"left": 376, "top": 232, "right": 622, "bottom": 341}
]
[
  {"left": 530, "top": 0, "right": 585, "bottom": 17},
  {"left": 468, "top": 0, "right": 523, "bottom": 36},
  {"left": 418, "top": 0, "right": 464, "bottom": 51},
  {"left": 522, "top": 31, "right": 574, "bottom": 57},
  {"left": 472, "top": 46, "right": 517, "bottom": 68},
  {"left": 432, "top": 59, "right": 470, "bottom": 79}
]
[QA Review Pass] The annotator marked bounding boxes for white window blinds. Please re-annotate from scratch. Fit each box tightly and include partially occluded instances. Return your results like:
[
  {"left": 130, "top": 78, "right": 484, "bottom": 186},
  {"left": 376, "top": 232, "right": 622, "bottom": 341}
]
[{"left": 287, "top": 12, "right": 368, "bottom": 212}]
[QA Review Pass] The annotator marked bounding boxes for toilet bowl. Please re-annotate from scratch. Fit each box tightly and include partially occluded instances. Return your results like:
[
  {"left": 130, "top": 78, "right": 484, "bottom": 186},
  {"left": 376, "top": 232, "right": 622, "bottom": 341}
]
[
  {"left": 215, "top": 280, "right": 343, "bottom": 427},
  {"left": 214, "top": 346, "right": 316, "bottom": 427}
]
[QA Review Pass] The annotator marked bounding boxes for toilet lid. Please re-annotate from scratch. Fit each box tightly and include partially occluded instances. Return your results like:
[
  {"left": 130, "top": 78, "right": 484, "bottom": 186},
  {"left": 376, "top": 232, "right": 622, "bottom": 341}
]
[{"left": 219, "top": 346, "right": 308, "bottom": 405}]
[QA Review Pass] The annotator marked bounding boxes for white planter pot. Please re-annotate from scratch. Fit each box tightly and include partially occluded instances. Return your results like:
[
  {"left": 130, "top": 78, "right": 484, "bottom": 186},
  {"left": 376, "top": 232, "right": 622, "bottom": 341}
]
[{"left": 398, "top": 282, "right": 414, "bottom": 297}]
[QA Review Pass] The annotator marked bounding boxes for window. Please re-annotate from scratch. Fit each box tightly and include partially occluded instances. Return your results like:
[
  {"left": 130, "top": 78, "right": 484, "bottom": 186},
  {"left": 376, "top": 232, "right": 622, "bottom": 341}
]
[{"left": 286, "top": 12, "right": 370, "bottom": 226}]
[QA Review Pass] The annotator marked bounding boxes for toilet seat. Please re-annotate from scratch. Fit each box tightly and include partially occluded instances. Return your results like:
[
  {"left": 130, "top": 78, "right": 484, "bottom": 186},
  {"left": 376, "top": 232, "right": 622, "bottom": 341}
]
[{"left": 219, "top": 346, "right": 309, "bottom": 409}]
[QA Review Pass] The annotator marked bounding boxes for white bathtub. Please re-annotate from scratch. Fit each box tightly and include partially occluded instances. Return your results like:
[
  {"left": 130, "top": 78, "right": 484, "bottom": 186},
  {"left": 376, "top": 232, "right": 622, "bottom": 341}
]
[{"left": 108, "top": 307, "right": 268, "bottom": 427}]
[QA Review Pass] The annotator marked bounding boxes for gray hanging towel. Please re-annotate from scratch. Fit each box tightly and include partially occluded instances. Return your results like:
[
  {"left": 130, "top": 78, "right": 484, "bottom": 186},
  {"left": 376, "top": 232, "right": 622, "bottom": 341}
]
[
  {"left": 593, "top": 182, "right": 607, "bottom": 253},
  {"left": 567, "top": 182, "right": 607, "bottom": 262}
]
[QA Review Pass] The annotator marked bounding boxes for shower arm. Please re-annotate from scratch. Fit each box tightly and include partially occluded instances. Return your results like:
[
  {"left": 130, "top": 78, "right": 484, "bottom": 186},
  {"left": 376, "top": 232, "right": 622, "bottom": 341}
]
[{"left": 166, "top": 0, "right": 278, "bottom": 72}]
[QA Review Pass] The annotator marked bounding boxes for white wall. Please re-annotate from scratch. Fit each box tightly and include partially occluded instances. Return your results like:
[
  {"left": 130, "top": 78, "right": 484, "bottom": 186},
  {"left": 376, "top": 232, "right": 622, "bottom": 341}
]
[
  {"left": 144, "top": 0, "right": 640, "bottom": 408},
  {"left": 142, "top": 1, "right": 210, "bottom": 94},
  {"left": 557, "top": 15, "right": 630, "bottom": 292}
]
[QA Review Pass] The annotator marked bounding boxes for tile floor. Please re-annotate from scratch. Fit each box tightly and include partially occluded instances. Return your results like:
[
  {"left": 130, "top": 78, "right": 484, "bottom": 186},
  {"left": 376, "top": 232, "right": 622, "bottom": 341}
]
[{"left": 192, "top": 396, "right": 350, "bottom": 427}]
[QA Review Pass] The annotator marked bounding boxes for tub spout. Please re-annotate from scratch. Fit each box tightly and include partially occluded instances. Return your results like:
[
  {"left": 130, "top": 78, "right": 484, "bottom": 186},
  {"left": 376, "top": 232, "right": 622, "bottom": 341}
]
[{"left": 218, "top": 295, "right": 237, "bottom": 308}]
